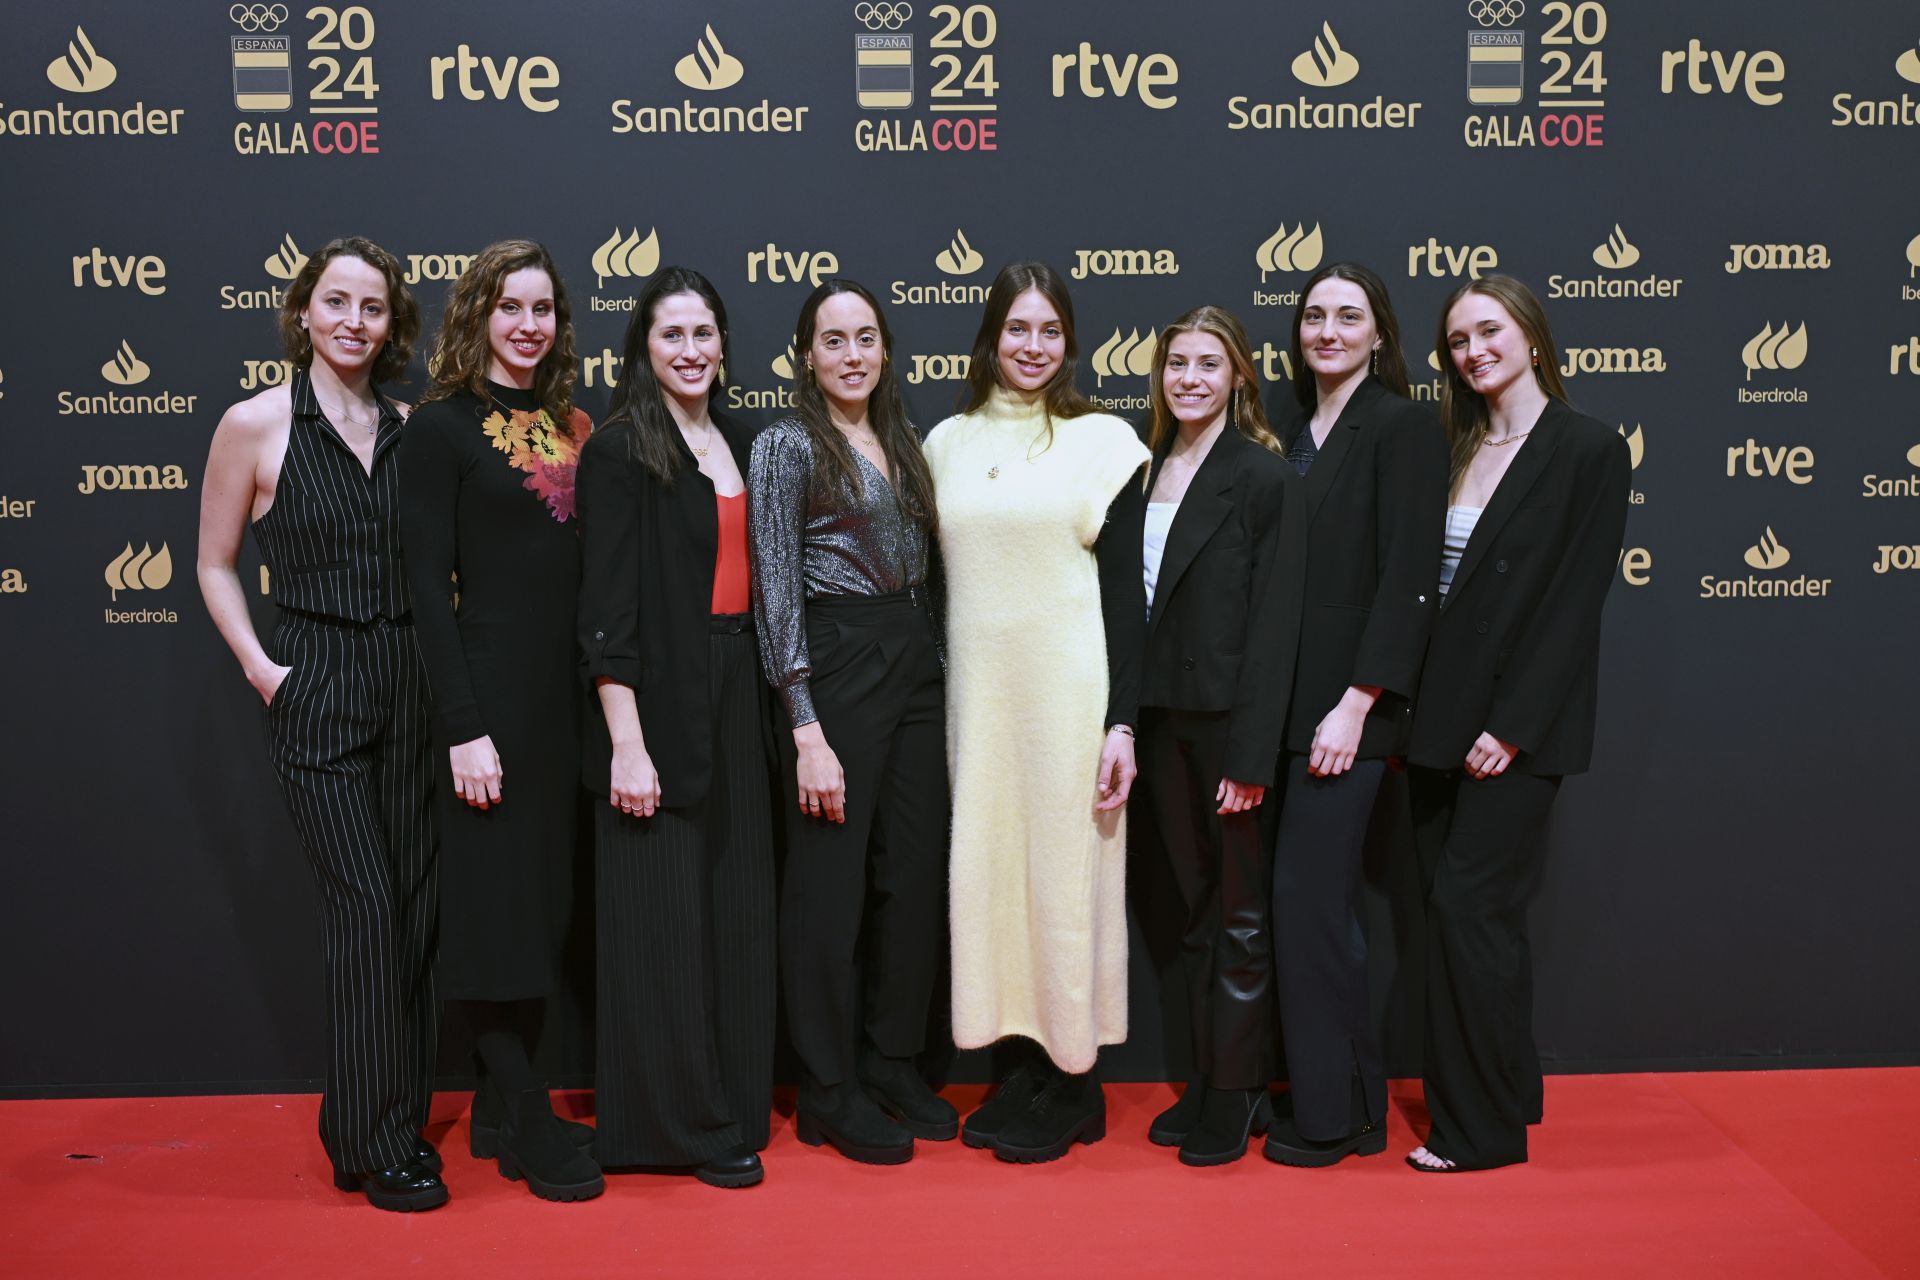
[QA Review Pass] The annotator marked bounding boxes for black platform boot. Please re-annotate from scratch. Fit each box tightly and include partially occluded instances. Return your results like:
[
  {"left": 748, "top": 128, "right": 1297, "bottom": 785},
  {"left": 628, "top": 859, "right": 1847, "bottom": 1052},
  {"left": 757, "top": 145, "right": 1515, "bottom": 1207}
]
[
  {"left": 332, "top": 1159, "right": 449, "bottom": 1212},
  {"left": 860, "top": 1047, "right": 959, "bottom": 1141},
  {"left": 961, "top": 1057, "right": 1043, "bottom": 1149},
  {"left": 992, "top": 1061, "right": 1106, "bottom": 1164},
  {"left": 469, "top": 1060, "right": 596, "bottom": 1159},
  {"left": 1147, "top": 1080, "right": 1205, "bottom": 1147},
  {"left": 1178, "top": 1086, "right": 1272, "bottom": 1166},
  {"left": 495, "top": 1090, "right": 606, "bottom": 1201},
  {"left": 796, "top": 1078, "right": 915, "bottom": 1165}
]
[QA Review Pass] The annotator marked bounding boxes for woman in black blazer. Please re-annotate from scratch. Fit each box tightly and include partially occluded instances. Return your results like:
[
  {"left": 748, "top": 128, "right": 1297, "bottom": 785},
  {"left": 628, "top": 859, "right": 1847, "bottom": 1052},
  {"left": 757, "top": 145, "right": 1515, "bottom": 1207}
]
[
  {"left": 1132, "top": 306, "right": 1299, "bottom": 1166},
  {"left": 576, "top": 267, "right": 774, "bottom": 1189},
  {"left": 1404, "top": 275, "right": 1630, "bottom": 1173},
  {"left": 1264, "top": 263, "right": 1448, "bottom": 1167}
]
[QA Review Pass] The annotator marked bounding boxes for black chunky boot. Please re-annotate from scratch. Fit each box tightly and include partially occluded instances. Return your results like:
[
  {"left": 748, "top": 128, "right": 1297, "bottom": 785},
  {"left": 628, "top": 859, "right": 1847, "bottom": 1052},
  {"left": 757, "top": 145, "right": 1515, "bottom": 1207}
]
[
  {"left": 332, "top": 1159, "right": 449, "bottom": 1212},
  {"left": 961, "top": 1058, "right": 1042, "bottom": 1149},
  {"left": 860, "top": 1048, "right": 959, "bottom": 1141},
  {"left": 1178, "top": 1086, "right": 1272, "bottom": 1166},
  {"left": 796, "top": 1078, "right": 914, "bottom": 1165},
  {"left": 1147, "top": 1080, "right": 1205, "bottom": 1147},
  {"left": 469, "top": 1062, "right": 596, "bottom": 1159},
  {"left": 992, "top": 1062, "right": 1106, "bottom": 1164},
  {"left": 496, "top": 1091, "right": 606, "bottom": 1201}
]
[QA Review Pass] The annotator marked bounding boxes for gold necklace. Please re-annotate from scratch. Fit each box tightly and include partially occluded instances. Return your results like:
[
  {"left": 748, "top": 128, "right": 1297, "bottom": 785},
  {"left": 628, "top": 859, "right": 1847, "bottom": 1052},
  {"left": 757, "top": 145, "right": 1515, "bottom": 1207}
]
[
  {"left": 1483, "top": 428, "right": 1533, "bottom": 448},
  {"left": 687, "top": 421, "right": 715, "bottom": 457}
]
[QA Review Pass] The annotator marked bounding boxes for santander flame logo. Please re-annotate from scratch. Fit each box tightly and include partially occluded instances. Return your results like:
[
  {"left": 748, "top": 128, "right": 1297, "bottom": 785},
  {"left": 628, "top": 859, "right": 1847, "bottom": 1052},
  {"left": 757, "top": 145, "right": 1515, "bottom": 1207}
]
[
  {"left": 106, "top": 542, "right": 173, "bottom": 600},
  {"left": 47, "top": 27, "right": 117, "bottom": 93},
  {"left": 1592, "top": 224, "right": 1641, "bottom": 271},
  {"left": 1896, "top": 42, "right": 1920, "bottom": 84},
  {"left": 1255, "top": 222, "right": 1323, "bottom": 282},
  {"left": 935, "top": 229, "right": 984, "bottom": 276},
  {"left": 592, "top": 228, "right": 660, "bottom": 288},
  {"left": 675, "top": 25, "right": 744, "bottom": 91},
  {"left": 1091, "top": 328, "right": 1157, "bottom": 386},
  {"left": 264, "top": 234, "right": 308, "bottom": 282},
  {"left": 1740, "top": 322, "right": 1808, "bottom": 381},
  {"left": 1742, "top": 527, "right": 1790, "bottom": 572},
  {"left": 101, "top": 341, "right": 151, "bottom": 387},
  {"left": 771, "top": 343, "right": 798, "bottom": 380},
  {"left": 1617, "top": 423, "right": 1644, "bottom": 470},
  {"left": 1291, "top": 23, "right": 1359, "bottom": 88}
]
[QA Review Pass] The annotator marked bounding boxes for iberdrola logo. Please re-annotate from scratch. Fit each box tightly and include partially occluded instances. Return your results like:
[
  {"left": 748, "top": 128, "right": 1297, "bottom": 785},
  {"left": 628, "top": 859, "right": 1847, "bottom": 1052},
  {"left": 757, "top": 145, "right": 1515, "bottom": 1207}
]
[
  {"left": 106, "top": 542, "right": 173, "bottom": 600},
  {"left": 1291, "top": 22, "right": 1359, "bottom": 88},
  {"left": 935, "top": 229, "right": 984, "bottom": 276},
  {"left": 1740, "top": 322, "right": 1808, "bottom": 381},
  {"left": 47, "top": 27, "right": 117, "bottom": 93},
  {"left": 592, "top": 227, "right": 660, "bottom": 288},
  {"left": 1091, "top": 327, "right": 1157, "bottom": 386},
  {"left": 1255, "top": 222, "right": 1324, "bottom": 281},
  {"left": 676, "top": 24, "right": 745, "bottom": 91}
]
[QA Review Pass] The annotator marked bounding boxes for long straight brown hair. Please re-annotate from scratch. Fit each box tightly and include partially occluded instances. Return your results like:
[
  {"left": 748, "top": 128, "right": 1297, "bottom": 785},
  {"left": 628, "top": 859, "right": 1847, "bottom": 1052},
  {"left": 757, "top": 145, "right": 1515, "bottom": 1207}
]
[
  {"left": 1290, "top": 261, "right": 1412, "bottom": 411},
  {"left": 418, "top": 239, "right": 577, "bottom": 427},
  {"left": 790, "top": 278, "right": 937, "bottom": 532},
  {"left": 1146, "top": 305, "right": 1282, "bottom": 456},
  {"left": 1434, "top": 274, "right": 1570, "bottom": 492},
  {"left": 959, "top": 261, "right": 1097, "bottom": 451}
]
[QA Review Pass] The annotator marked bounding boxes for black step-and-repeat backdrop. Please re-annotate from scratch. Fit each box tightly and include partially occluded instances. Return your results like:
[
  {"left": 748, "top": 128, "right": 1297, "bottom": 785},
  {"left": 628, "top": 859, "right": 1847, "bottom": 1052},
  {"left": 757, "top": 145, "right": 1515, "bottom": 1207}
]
[{"left": 3, "top": 1, "right": 1916, "bottom": 1095}]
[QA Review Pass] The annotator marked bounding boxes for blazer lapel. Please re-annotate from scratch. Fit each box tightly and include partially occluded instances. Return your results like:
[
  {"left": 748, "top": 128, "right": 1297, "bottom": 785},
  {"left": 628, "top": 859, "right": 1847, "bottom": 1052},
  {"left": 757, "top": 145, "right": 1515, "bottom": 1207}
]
[
  {"left": 1445, "top": 399, "right": 1568, "bottom": 603},
  {"left": 1298, "top": 376, "right": 1384, "bottom": 528},
  {"left": 1148, "top": 431, "right": 1239, "bottom": 631}
]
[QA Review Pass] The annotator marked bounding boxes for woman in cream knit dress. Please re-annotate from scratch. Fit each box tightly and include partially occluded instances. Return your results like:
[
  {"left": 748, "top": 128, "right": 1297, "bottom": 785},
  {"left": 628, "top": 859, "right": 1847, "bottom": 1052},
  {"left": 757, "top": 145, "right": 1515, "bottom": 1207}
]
[{"left": 923, "top": 261, "right": 1149, "bottom": 1164}]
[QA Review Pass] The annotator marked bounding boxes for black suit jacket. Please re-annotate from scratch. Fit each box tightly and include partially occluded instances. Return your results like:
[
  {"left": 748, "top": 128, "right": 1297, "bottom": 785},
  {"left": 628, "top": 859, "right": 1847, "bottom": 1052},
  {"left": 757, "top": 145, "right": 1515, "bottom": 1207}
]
[
  {"left": 1133, "top": 429, "right": 1303, "bottom": 782},
  {"left": 1277, "top": 377, "right": 1448, "bottom": 758},
  {"left": 575, "top": 410, "right": 764, "bottom": 804},
  {"left": 1407, "top": 399, "right": 1631, "bottom": 777}
]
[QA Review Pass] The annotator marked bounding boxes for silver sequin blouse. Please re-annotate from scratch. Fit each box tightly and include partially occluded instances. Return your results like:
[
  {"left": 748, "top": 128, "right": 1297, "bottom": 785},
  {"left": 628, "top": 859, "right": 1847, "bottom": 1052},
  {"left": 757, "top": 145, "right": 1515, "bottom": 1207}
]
[{"left": 748, "top": 416, "right": 930, "bottom": 727}]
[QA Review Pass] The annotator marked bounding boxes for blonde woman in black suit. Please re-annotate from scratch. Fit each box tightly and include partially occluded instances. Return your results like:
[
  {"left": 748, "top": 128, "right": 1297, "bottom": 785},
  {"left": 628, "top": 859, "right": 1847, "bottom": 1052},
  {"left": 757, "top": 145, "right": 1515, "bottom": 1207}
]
[
  {"left": 1403, "top": 274, "right": 1630, "bottom": 1173},
  {"left": 1132, "top": 306, "right": 1299, "bottom": 1166},
  {"left": 1263, "top": 263, "right": 1448, "bottom": 1168}
]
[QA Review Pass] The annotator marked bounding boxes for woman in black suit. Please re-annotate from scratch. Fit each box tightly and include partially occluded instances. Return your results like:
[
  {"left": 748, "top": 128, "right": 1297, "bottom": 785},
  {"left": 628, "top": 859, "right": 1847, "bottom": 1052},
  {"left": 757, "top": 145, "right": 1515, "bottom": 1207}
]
[
  {"left": 576, "top": 266, "right": 775, "bottom": 1189},
  {"left": 1263, "top": 263, "right": 1448, "bottom": 1167},
  {"left": 1404, "top": 274, "right": 1630, "bottom": 1173},
  {"left": 1132, "top": 306, "right": 1299, "bottom": 1166}
]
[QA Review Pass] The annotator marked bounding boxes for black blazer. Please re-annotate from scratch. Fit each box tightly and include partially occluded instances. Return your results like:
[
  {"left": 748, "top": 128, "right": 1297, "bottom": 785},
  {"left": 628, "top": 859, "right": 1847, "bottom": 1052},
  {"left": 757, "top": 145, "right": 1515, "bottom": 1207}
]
[
  {"left": 575, "top": 410, "right": 763, "bottom": 804},
  {"left": 1276, "top": 377, "right": 1448, "bottom": 758},
  {"left": 1407, "top": 399, "right": 1631, "bottom": 777},
  {"left": 1134, "top": 429, "right": 1303, "bottom": 782}
]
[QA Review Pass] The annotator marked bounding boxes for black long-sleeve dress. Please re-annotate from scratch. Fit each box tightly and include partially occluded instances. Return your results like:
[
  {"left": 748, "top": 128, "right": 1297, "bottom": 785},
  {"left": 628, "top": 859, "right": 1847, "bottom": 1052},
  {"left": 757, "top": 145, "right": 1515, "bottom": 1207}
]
[{"left": 399, "top": 382, "right": 589, "bottom": 1000}]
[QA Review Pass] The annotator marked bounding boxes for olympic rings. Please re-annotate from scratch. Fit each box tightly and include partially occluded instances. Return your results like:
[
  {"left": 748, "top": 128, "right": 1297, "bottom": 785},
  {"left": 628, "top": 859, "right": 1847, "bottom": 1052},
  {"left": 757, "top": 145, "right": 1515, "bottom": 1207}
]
[
  {"left": 230, "top": 3, "right": 289, "bottom": 32},
  {"left": 855, "top": 2, "right": 912, "bottom": 31},
  {"left": 1467, "top": 0, "right": 1524, "bottom": 27}
]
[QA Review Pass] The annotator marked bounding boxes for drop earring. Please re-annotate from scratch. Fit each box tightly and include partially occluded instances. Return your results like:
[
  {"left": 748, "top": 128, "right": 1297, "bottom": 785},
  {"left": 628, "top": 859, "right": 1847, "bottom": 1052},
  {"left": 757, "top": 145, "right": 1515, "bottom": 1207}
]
[
  {"left": 1530, "top": 346, "right": 1539, "bottom": 367},
  {"left": 1371, "top": 349, "right": 1379, "bottom": 375}
]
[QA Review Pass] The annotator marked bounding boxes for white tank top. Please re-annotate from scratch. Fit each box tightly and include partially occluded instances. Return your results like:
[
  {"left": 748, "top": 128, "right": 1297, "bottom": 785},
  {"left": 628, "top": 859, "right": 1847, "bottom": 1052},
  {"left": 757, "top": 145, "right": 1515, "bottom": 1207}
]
[
  {"left": 1438, "top": 504, "right": 1484, "bottom": 597},
  {"left": 1142, "top": 502, "right": 1177, "bottom": 620}
]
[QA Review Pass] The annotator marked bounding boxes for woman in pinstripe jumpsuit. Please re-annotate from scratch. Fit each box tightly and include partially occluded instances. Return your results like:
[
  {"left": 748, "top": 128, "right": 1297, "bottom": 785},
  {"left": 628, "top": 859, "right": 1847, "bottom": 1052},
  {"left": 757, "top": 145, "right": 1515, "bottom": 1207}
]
[{"left": 197, "top": 237, "right": 446, "bottom": 1212}]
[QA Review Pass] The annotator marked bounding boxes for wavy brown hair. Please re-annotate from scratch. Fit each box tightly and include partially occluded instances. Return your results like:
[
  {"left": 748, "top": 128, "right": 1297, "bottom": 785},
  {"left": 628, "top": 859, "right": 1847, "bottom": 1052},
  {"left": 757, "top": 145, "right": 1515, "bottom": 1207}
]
[
  {"left": 277, "top": 236, "right": 418, "bottom": 386},
  {"left": 1147, "top": 305, "right": 1282, "bottom": 456},
  {"left": 960, "top": 261, "right": 1097, "bottom": 451},
  {"left": 1434, "top": 273, "right": 1570, "bottom": 492},
  {"left": 418, "top": 239, "right": 577, "bottom": 426},
  {"left": 1289, "top": 261, "right": 1412, "bottom": 410},
  {"left": 791, "top": 279, "right": 937, "bottom": 532}
]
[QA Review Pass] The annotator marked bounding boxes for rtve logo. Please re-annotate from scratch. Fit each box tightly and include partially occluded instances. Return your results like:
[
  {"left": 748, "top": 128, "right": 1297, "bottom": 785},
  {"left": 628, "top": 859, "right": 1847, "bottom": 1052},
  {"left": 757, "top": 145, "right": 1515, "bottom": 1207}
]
[
  {"left": 1408, "top": 238, "right": 1498, "bottom": 279},
  {"left": 1727, "top": 438, "right": 1814, "bottom": 485},
  {"left": 105, "top": 541, "right": 173, "bottom": 599},
  {"left": 430, "top": 45, "right": 560, "bottom": 112},
  {"left": 72, "top": 247, "right": 167, "bottom": 296},
  {"left": 1888, "top": 336, "right": 1920, "bottom": 374},
  {"left": 676, "top": 25, "right": 744, "bottom": 91},
  {"left": 1256, "top": 222, "right": 1324, "bottom": 281},
  {"left": 78, "top": 464, "right": 188, "bottom": 495},
  {"left": 1090, "top": 327, "right": 1158, "bottom": 386},
  {"left": 935, "top": 229, "right": 984, "bottom": 276},
  {"left": 1743, "top": 526, "right": 1790, "bottom": 571},
  {"left": 593, "top": 228, "right": 660, "bottom": 288},
  {"left": 101, "top": 341, "right": 151, "bottom": 387},
  {"left": 1071, "top": 248, "right": 1179, "bottom": 280},
  {"left": 1741, "top": 322, "right": 1808, "bottom": 380},
  {"left": 1292, "top": 22, "right": 1360, "bottom": 88},
  {"left": 1049, "top": 43, "right": 1179, "bottom": 109},
  {"left": 1659, "top": 40, "right": 1784, "bottom": 106},
  {"left": 747, "top": 243, "right": 840, "bottom": 287},
  {"left": 47, "top": 27, "right": 116, "bottom": 93},
  {"left": 1592, "top": 224, "right": 1640, "bottom": 270}
]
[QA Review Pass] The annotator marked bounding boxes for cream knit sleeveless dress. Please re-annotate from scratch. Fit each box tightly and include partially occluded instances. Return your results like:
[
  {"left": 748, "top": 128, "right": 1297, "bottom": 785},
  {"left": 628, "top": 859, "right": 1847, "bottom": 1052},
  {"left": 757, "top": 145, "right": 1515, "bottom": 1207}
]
[{"left": 923, "top": 390, "right": 1150, "bottom": 1072}]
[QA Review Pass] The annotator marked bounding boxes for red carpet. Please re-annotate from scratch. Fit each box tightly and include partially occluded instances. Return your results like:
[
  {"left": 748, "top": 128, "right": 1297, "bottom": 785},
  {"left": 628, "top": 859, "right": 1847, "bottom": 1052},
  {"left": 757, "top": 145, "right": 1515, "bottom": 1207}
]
[{"left": 4, "top": 1070, "right": 1915, "bottom": 1278}]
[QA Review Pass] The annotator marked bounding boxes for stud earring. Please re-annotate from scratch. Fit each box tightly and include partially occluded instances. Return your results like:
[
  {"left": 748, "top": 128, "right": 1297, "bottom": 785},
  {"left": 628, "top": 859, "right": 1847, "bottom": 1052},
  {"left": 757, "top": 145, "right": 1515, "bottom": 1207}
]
[{"left": 1530, "top": 346, "right": 1539, "bottom": 366}]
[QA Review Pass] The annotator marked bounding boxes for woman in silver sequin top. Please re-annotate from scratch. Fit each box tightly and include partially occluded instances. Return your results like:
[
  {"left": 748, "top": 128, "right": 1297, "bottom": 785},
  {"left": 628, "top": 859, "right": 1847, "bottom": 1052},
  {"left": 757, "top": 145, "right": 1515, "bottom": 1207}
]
[{"left": 746, "top": 279, "right": 952, "bottom": 1165}]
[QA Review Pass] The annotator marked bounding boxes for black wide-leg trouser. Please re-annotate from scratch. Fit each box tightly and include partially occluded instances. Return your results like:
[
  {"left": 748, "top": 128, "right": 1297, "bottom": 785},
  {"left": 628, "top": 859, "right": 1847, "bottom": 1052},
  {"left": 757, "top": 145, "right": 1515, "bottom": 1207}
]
[
  {"left": 265, "top": 611, "right": 438, "bottom": 1176},
  {"left": 780, "top": 588, "right": 948, "bottom": 1090}
]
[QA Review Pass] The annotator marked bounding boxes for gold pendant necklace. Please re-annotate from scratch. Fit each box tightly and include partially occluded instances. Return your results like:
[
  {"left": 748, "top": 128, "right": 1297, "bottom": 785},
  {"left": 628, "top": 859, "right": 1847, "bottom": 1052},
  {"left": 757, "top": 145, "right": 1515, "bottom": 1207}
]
[{"left": 689, "top": 422, "right": 715, "bottom": 457}]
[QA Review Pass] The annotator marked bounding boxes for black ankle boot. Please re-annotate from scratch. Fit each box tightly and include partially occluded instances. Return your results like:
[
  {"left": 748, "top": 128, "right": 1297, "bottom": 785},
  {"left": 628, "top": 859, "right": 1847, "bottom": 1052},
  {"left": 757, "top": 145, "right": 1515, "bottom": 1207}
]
[
  {"left": 332, "top": 1159, "right": 449, "bottom": 1212},
  {"left": 860, "top": 1048, "right": 959, "bottom": 1141},
  {"left": 496, "top": 1091, "right": 606, "bottom": 1201},
  {"left": 693, "top": 1143, "right": 765, "bottom": 1189},
  {"left": 796, "top": 1078, "right": 914, "bottom": 1165},
  {"left": 992, "top": 1063, "right": 1106, "bottom": 1164},
  {"left": 1178, "top": 1086, "right": 1272, "bottom": 1166},
  {"left": 470, "top": 1061, "right": 595, "bottom": 1159},
  {"left": 1147, "top": 1081, "right": 1205, "bottom": 1146},
  {"left": 961, "top": 1058, "right": 1042, "bottom": 1149}
]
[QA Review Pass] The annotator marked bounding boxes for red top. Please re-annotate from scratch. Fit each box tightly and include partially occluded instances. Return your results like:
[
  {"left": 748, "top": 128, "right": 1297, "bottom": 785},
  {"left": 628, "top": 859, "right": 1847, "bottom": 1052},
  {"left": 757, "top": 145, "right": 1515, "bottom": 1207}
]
[{"left": 712, "top": 491, "right": 751, "bottom": 614}]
